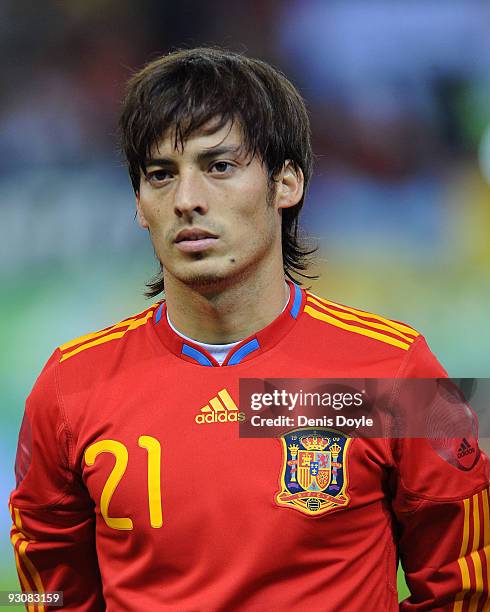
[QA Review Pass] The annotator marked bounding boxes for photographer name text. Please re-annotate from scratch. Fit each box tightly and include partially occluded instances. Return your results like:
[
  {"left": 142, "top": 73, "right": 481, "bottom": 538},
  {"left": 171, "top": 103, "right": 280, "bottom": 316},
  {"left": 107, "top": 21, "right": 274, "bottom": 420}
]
[{"left": 250, "top": 414, "right": 373, "bottom": 428}]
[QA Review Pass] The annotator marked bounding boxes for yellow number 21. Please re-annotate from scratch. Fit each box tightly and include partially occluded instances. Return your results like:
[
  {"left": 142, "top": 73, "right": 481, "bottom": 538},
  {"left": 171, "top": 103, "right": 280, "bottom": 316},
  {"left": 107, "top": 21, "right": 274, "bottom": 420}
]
[{"left": 84, "top": 436, "right": 163, "bottom": 530}]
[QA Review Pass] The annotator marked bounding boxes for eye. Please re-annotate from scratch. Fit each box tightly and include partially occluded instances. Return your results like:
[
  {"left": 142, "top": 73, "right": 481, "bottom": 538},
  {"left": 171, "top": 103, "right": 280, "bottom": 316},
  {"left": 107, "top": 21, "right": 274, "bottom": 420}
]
[
  {"left": 209, "top": 161, "right": 234, "bottom": 174},
  {"left": 146, "top": 170, "right": 172, "bottom": 184}
]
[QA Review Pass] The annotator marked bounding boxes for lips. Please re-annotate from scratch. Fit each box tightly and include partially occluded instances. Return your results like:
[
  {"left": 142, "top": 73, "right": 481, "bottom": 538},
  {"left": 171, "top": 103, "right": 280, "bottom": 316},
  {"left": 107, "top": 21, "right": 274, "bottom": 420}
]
[
  {"left": 174, "top": 228, "right": 219, "bottom": 253},
  {"left": 175, "top": 228, "right": 218, "bottom": 243}
]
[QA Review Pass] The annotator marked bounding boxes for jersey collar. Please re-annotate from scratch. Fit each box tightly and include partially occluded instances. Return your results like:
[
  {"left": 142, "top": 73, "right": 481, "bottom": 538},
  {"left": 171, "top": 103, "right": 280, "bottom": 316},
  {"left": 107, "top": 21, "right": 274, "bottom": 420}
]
[{"left": 152, "top": 280, "right": 305, "bottom": 367}]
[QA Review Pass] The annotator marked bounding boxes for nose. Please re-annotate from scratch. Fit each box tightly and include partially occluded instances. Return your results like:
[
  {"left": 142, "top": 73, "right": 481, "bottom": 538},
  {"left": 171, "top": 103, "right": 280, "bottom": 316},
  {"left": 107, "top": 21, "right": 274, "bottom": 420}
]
[{"left": 173, "top": 170, "right": 209, "bottom": 218}]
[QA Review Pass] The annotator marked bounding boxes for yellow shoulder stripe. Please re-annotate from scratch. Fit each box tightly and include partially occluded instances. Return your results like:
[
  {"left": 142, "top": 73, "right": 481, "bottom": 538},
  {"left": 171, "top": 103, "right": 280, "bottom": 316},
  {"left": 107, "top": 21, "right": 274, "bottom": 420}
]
[
  {"left": 304, "top": 304, "right": 411, "bottom": 350},
  {"left": 59, "top": 318, "right": 135, "bottom": 351},
  {"left": 306, "top": 295, "right": 415, "bottom": 344},
  {"left": 307, "top": 292, "right": 419, "bottom": 338},
  {"left": 59, "top": 304, "right": 159, "bottom": 351},
  {"left": 59, "top": 307, "right": 156, "bottom": 363}
]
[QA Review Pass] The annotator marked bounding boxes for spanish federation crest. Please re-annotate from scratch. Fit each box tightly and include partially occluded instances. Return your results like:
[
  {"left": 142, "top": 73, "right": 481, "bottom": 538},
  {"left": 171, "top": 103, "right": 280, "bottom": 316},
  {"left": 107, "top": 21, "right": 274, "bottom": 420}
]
[{"left": 275, "top": 428, "right": 351, "bottom": 516}]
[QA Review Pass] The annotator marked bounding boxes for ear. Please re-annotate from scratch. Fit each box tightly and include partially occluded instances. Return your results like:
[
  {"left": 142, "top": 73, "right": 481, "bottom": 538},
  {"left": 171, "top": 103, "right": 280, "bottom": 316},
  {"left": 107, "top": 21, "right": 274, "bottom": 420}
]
[
  {"left": 274, "top": 160, "right": 304, "bottom": 210},
  {"left": 135, "top": 192, "right": 149, "bottom": 229}
]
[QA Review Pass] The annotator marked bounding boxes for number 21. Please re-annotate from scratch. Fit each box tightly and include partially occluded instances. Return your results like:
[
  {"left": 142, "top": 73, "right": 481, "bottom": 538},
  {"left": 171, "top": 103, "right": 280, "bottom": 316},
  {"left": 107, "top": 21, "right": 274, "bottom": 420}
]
[{"left": 84, "top": 436, "right": 162, "bottom": 530}]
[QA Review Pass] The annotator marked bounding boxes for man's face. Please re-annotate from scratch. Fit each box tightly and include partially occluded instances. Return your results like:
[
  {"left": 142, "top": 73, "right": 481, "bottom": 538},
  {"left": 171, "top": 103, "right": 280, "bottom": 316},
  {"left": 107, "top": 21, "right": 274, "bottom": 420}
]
[{"left": 136, "top": 120, "right": 283, "bottom": 290}]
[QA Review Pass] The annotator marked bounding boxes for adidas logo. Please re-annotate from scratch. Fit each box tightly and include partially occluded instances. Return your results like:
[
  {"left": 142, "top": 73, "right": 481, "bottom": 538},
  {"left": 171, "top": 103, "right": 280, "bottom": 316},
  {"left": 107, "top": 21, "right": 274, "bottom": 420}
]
[
  {"left": 195, "top": 388, "right": 246, "bottom": 424},
  {"left": 457, "top": 438, "right": 475, "bottom": 459}
]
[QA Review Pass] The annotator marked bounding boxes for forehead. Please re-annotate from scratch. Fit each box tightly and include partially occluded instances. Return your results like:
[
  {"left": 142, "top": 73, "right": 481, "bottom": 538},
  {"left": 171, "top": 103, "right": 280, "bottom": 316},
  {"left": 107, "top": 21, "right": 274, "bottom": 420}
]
[{"left": 149, "top": 119, "right": 246, "bottom": 158}]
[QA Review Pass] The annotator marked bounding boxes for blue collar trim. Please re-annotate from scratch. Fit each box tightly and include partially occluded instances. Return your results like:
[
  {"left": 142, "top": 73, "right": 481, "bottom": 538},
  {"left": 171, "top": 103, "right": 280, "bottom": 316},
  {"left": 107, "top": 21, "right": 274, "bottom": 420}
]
[
  {"left": 290, "top": 282, "right": 302, "bottom": 319},
  {"left": 155, "top": 303, "right": 165, "bottom": 324},
  {"left": 182, "top": 343, "right": 214, "bottom": 366},
  {"left": 227, "top": 338, "right": 260, "bottom": 366}
]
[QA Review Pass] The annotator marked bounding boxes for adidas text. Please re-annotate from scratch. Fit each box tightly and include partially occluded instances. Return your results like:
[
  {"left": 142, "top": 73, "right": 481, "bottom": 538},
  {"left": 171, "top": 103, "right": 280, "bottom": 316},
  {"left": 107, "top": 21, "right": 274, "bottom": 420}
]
[{"left": 195, "top": 411, "right": 246, "bottom": 424}]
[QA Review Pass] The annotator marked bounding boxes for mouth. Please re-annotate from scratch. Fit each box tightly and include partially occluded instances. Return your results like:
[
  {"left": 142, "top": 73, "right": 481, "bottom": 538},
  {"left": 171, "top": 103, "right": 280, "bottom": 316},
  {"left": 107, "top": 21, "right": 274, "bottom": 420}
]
[{"left": 174, "top": 228, "right": 219, "bottom": 253}]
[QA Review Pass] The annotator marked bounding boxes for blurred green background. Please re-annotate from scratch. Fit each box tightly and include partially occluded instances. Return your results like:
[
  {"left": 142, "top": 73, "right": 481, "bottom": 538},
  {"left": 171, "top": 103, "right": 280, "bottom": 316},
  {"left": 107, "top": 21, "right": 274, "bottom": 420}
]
[{"left": 1, "top": 0, "right": 489, "bottom": 605}]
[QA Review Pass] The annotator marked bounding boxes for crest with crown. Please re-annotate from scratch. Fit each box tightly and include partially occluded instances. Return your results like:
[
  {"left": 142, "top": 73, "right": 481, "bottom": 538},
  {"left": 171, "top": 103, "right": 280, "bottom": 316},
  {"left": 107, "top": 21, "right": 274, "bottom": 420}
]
[{"left": 300, "top": 435, "right": 330, "bottom": 451}]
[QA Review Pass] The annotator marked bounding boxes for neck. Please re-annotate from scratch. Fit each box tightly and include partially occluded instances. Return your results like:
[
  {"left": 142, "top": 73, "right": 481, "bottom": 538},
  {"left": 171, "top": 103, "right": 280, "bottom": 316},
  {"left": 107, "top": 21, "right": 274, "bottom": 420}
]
[{"left": 164, "top": 263, "right": 289, "bottom": 344}]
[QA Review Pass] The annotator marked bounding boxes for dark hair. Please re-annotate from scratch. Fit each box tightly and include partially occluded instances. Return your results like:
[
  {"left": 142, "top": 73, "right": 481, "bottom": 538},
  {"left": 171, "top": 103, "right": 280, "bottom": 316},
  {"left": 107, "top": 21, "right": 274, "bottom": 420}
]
[{"left": 119, "top": 47, "right": 317, "bottom": 298}]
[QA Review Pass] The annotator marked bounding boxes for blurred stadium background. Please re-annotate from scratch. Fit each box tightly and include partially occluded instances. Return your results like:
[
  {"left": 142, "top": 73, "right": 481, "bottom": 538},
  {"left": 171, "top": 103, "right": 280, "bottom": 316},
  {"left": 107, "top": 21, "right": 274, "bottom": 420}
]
[{"left": 1, "top": 0, "right": 489, "bottom": 603}]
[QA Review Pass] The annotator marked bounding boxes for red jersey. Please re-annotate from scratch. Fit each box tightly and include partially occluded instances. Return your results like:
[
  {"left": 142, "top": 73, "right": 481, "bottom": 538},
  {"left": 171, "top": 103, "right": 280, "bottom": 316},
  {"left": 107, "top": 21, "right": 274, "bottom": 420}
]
[{"left": 9, "top": 281, "right": 489, "bottom": 611}]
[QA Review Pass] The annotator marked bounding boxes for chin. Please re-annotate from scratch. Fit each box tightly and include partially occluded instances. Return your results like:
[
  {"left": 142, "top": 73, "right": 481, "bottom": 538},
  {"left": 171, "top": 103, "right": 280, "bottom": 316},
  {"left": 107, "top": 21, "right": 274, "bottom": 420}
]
[
  {"left": 182, "top": 273, "right": 228, "bottom": 287},
  {"left": 172, "top": 259, "right": 250, "bottom": 289}
]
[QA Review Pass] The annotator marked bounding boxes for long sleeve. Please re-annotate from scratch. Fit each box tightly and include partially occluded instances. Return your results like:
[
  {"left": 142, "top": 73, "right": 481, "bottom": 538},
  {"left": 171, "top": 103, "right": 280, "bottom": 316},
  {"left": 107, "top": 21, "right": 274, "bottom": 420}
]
[
  {"left": 392, "top": 336, "right": 490, "bottom": 610},
  {"left": 8, "top": 350, "right": 105, "bottom": 611},
  {"left": 393, "top": 440, "right": 489, "bottom": 610}
]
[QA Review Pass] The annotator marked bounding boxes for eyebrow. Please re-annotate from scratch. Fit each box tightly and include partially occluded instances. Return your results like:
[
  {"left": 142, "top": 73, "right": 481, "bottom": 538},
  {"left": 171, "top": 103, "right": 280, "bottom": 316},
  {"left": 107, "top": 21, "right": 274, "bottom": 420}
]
[{"left": 145, "top": 145, "right": 244, "bottom": 167}]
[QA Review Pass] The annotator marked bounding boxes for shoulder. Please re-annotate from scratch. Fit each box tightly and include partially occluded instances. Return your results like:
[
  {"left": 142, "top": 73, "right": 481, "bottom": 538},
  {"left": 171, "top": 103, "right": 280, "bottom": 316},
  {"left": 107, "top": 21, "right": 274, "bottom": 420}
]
[
  {"left": 301, "top": 289, "right": 447, "bottom": 376},
  {"left": 302, "top": 289, "right": 419, "bottom": 352},
  {"left": 57, "top": 302, "right": 162, "bottom": 365}
]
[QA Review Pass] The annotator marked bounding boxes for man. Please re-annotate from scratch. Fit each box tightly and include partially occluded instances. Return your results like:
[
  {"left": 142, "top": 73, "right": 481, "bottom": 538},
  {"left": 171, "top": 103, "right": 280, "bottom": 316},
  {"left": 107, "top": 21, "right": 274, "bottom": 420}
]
[{"left": 9, "top": 48, "right": 489, "bottom": 610}]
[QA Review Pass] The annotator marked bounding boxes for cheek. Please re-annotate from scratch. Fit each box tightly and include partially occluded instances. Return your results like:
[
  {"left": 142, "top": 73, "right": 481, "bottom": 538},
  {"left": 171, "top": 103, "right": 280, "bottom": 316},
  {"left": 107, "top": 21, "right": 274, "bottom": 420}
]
[
  {"left": 231, "top": 202, "right": 277, "bottom": 250},
  {"left": 138, "top": 185, "right": 167, "bottom": 220},
  {"left": 140, "top": 198, "right": 166, "bottom": 230},
  {"left": 147, "top": 207, "right": 163, "bottom": 225},
  {"left": 231, "top": 184, "right": 273, "bottom": 225}
]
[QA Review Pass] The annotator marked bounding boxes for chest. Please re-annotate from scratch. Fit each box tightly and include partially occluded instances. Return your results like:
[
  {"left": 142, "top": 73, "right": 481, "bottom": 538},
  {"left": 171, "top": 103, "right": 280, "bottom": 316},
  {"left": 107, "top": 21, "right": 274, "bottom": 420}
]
[{"left": 62, "top": 358, "right": 394, "bottom": 548}]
